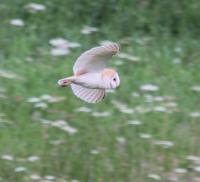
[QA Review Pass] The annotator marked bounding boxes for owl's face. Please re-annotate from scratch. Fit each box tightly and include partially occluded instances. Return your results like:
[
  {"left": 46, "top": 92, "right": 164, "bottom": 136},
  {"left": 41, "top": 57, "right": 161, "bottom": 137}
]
[
  {"left": 109, "top": 72, "right": 120, "bottom": 89},
  {"left": 102, "top": 69, "right": 120, "bottom": 89}
]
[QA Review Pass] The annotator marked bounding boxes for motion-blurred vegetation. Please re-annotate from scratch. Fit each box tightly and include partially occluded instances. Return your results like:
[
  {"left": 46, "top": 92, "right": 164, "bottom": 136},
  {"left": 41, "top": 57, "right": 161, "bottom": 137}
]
[{"left": 1, "top": 0, "right": 200, "bottom": 182}]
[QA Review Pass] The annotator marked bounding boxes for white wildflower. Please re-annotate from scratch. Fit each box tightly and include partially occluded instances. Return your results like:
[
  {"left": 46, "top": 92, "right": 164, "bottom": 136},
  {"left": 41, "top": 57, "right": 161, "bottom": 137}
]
[
  {"left": 0, "top": 70, "right": 23, "bottom": 79},
  {"left": 92, "top": 111, "right": 111, "bottom": 117},
  {"left": 1, "top": 154, "right": 13, "bottom": 161},
  {"left": 140, "top": 84, "right": 159, "bottom": 91},
  {"left": 52, "top": 120, "right": 78, "bottom": 135},
  {"left": 67, "top": 42, "right": 81, "bottom": 48},
  {"left": 44, "top": 175, "right": 55, "bottom": 180},
  {"left": 49, "top": 38, "right": 68, "bottom": 48},
  {"left": 174, "top": 47, "right": 182, "bottom": 53},
  {"left": 24, "top": 3, "right": 46, "bottom": 13},
  {"left": 71, "top": 180, "right": 79, "bottom": 182},
  {"left": 40, "top": 119, "right": 52, "bottom": 125},
  {"left": 147, "top": 173, "right": 161, "bottom": 180},
  {"left": 10, "top": 19, "right": 24, "bottom": 27},
  {"left": 132, "top": 92, "right": 140, "bottom": 97},
  {"left": 190, "top": 112, "right": 200, "bottom": 118},
  {"left": 139, "top": 133, "right": 152, "bottom": 139},
  {"left": 191, "top": 86, "right": 200, "bottom": 92},
  {"left": 127, "top": 120, "right": 142, "bottom": 125},
  {"left": 154, "top": 106, "right": 168, "bottom": 112},
  {"left": 27, "top": 97, "right": 41, "bottom": 103},
  {"left": 153, "top": 140, "right": 174, "bottom": 148},
  {"left": 75, "top": 106, "right": 91, "bottom": 113},
  {"left": 30, "top": 174, "right": 41, "bottom": 180},
  {"left": 15, "top": 166, "right": 27, "bottom": 172},
  {"left": 112, "top": 100, "right": 134, "bottom": 114},
  {"left": 81, "top": 25, "right": 99, "bottom": 34},
  {"left": 174, "top": 168, "right": 187, "bottom": 174},
  {"left": 90, "top": 149, "right": 100, "bottom": 155},
  {"left": 27, "top": 155, "right": 40, "bottom": 162},
  {"left": 165, "top": 102, "right": 177, "bottom": 107},
  {"left": 117, "top": 53, "right": 140, "bottom": 62},
  {"left": 50, "top": 48, "right": 70, "bottom": 56},
  {"left": 34, "top": 102, "right": 48, "bottom": 109},
  {"left": 194, "top": 166, "right": 200, "bottom": 172},
  {"left": 51, "top": 120, "right": 66, "bottom": 127},
  {"left": 62, "top": 125, "right": 78, "bottom": 135},
  {"left": 40, "top": 94, "right": 53, "bottom": 101},
  {"left": 154, "top": 96, "right": 164, "bottom": 102},
  {"left": 99, "top": 40, "right": 115, "bottom": 46},
  {"left": 106, "top": 89, "right": 115, "bottom": 93},
  {"left": 49, "top": 38, "right": 81, "bottom": 49},
  {"left": 172, "top": 58, "right": 182, "bottom": 64},
  {"left": 116, "top": 137, "right": 126, "bottom": 144},
  {"left": 134, "top": 106, "right": 152, "bottom": 113},
  {"left": 186, "top": 155, "right": 200, "bottom": 162}
]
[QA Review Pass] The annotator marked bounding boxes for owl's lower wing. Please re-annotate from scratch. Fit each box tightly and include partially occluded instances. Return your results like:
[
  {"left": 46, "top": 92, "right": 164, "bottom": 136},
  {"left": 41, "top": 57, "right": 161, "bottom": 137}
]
[
  {"left": 73, "top": 43, "right": 119, "bottom": 75},
  {"left": 71, "top": 84, "right": 105, "bottom": 103}
]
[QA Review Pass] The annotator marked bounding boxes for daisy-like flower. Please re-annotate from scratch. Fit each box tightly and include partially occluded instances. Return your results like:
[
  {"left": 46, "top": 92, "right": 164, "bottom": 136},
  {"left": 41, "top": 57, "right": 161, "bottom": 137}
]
[
  {"left": 194, "top": 166, "right": 200, "bottom": 172},
  {"left": 30, "top": 174, "right": 41, "bottom": 180},
  {"left": 50, "top": 48, "right": 70, "bottom": 56},
  {"left": 153, "top": 140, "right": 174, "bottom": 148},
  {"left": 27, "top": 155, "right": 40, "bottom": 162},
  {"left": 51, "top": 120, "right": 78, "bottom": 135},
  {"left": 15, "top": 166, "right": 27, "bottom": 172},
  {"left": 190, "top": 112, "right": 200, "bottom": 118},
  {"left": 44, "top": 175, "right": 55, "bottom": 180},
  {"left": 27, "top": 97, "right": 41, "bottom": 103},
  {"left": 116, "top": 136, "right": 126, "bottom": 144},
  {"left": 117, "top": 53, "right": 140, "bottom": 62},
  {"left": 0, "top": 70, "right": 23, "bottom": 79},
  {"left": 191, "top": 86, "right": 200, "bottom": 92},
  {"left": 34, "top": 102, "right": 48, "bottom": 109},
  {"left": 172, "top": 58, "right": 182, "bottom": 64},
  {"left": 127, "top": 120, "right": 142, "bottom": 125},
  {"left": 112, "top": 100, "right": 134, "bottom": 114},
  {"left": 81, "top": 25, "right": 99, "bottom": 34},
  {"left": 140, "top": 84, "right": 159, "bottom": 92},
  {"left": 174, "top": 168, "right": 187, "bottom": 174},
  {"left": 99, "top": 40, "right": 115, "bottom": 46},
  {"left": 75, "top": 106, "right": 91, "bottom": 113},
  {"left": 153, "top": 106, "right": 168, "bottom": 112},
  {"left": 92, "top": 111, "right": 111, "bottom": 117},
  {"left": 139, "top": 133, "right": 152, "bottom": 139},
  {"left": 186, "top": 155, "right": 200, "bottom": 162},
  {"left": 24, "top": 3, "right": 46, "bottom": 13},
  {"left": 90, "top": 149, "right": 100, "bottom": 155},
  {"left": 1, "top": 154, "right": 13, "bottom": 161},
  {"left": 147, "top": 173, "right": 161, "bottom": 180},
  {"left": 10, "top": 19, "right": 24, "bottom": 27}
]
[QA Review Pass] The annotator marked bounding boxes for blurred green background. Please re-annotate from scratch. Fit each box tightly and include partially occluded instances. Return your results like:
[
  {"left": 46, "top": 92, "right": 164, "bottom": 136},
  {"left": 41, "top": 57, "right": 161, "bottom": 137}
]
[{"left": 1, "top": 0, "right": 200, "bottom": 182}]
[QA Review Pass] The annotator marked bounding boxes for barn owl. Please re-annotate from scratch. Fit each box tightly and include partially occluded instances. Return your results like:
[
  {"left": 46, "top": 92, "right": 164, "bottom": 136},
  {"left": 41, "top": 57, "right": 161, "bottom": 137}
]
[{"left": 57, "top": 43, "right": 120, "bottom": 103}]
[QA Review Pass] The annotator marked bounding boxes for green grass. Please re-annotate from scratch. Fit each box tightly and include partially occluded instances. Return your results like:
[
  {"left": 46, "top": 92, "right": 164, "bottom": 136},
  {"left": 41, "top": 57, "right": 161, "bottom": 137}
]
[{"left": 1, "top": 1, "right": 200, "bottom": 182}]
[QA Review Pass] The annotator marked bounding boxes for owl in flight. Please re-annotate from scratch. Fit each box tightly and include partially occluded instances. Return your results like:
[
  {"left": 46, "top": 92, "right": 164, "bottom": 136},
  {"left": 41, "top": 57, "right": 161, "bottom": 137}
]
[{"left": 57, "top": 43, "right": 120, "bottom": 103}]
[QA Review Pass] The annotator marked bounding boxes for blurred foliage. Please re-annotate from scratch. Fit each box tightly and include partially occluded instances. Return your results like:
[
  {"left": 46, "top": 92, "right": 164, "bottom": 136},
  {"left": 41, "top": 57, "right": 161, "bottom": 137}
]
[{"left": 2, "top": 0, "right": 200, "bottom": 37}]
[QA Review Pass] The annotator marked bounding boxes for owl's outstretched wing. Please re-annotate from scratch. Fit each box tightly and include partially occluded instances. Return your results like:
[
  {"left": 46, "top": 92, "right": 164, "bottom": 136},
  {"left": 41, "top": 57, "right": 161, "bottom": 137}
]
[
  {"left": 73, "top": 43, "right": 119, "bottom": 75},
  {"left": 71, "top": 84, "right": 105, "bottom": 103}
]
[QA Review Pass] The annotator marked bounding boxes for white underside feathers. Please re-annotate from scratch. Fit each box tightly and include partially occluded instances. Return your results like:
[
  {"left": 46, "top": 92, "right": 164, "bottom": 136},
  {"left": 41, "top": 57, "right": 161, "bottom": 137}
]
[{"left": 71, "top": 84, "right": 105, "bottom": 103}]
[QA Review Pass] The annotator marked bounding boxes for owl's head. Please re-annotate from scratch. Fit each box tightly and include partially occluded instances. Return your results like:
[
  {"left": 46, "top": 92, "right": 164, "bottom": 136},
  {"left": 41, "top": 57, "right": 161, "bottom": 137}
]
[{"left": 102, "top": 68, "right": 120, "bottom": 89}]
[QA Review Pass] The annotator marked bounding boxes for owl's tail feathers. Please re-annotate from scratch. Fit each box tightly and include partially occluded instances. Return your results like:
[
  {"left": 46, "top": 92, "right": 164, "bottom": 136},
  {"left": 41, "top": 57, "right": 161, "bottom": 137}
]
[{"left": 57, "top": 76, "right": 73, "bottom": 87}]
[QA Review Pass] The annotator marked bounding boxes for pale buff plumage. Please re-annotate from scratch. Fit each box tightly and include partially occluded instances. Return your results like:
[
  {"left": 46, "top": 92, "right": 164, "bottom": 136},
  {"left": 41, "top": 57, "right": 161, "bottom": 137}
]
[{"left": 57, "top": 43, "right": 120, "bottom": 103}]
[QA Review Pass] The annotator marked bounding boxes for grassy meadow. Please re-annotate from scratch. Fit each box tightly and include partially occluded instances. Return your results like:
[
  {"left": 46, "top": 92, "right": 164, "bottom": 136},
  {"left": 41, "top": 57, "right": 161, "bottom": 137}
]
[{"left": 1, "top": 1, "right": 200, "bottom": 182}]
